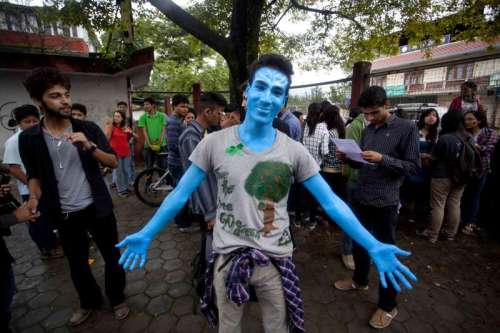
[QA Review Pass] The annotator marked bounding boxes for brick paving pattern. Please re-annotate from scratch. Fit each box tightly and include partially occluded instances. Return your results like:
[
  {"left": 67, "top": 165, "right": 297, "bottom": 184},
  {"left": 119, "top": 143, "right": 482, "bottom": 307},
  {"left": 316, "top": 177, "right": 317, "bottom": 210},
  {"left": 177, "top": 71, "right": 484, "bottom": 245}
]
[{"left": 7, "top": 193, "right": 500, "bottom": 332}]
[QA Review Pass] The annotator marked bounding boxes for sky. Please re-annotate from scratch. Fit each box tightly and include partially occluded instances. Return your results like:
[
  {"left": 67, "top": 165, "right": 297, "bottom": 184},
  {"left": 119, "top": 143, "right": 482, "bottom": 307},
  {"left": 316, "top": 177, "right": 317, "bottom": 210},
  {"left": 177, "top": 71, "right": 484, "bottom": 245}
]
[{"left": 8, "top": 0, "right": 346, "bottom": 93}]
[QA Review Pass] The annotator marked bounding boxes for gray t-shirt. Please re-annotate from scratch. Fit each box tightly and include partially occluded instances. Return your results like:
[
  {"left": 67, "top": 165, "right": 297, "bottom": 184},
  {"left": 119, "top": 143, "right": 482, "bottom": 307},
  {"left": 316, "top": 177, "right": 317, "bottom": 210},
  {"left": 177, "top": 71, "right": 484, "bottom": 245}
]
[
  {"left": 43, "top": 127, "right": 93, "bottom": 213},
  {"left": 189, "top": 126, "right": 319, "bottom": 257}
]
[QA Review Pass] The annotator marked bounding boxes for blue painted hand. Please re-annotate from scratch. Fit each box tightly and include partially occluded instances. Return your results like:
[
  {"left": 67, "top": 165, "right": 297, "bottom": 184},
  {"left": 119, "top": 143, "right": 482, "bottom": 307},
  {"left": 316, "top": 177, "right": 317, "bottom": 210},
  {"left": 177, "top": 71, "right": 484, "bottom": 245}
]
[
  {"left": 369, "top": 243, "right": 417, "bottom": 292},
  {"left": 116, "top": 232, "right": 152, "bottom": 271}
]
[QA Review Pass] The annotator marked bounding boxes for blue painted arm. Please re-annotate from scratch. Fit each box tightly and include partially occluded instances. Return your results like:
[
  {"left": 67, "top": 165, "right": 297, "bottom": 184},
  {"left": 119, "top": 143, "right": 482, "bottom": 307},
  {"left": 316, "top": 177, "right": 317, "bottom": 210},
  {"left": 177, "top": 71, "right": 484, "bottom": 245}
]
[
  {"left": 302, "top": 174, "right": 417, "bottom": 292},
  {"left": 116, "top": 164, "right": 207, "bottom": 270}
]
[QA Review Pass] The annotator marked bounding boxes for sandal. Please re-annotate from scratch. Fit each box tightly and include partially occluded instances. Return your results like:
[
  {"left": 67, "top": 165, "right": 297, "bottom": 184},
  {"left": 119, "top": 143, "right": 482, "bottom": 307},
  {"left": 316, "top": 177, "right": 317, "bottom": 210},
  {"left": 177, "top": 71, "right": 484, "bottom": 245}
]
[
  {"left": 113, "top": 302, "right": 130, "bottom": 320},
  {"left": 462, "top": 224, "right": 476, "bottom": 236}
]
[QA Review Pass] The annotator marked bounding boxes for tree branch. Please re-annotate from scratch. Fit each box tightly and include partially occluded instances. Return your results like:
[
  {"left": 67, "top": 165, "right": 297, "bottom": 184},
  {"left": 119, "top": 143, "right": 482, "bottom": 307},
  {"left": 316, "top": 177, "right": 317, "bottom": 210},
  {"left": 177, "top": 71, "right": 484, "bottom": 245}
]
[
  {"left": 148, "top": 0, "right": 230, "bottom": 58},
  {"left": 289, "top": 0, "right": 365, "bottom": 32},
  {"left": 272, "top": 4, "right": 292, "bottom": 31}
]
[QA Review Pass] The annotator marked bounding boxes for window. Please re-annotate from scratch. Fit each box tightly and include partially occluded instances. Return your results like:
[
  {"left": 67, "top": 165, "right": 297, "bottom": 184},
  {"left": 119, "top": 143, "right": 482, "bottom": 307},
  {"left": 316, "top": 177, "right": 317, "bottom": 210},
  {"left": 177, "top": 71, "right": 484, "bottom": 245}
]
[
  {"left": 0, "top": 12, "right": 7, "bottom": 30},
  {"left": 447, "top": 63, "right": 474, "bottom": 81},
  {"left": 71, "top": 26, "right": 78, "bottom": 38},
  {"left": 8, "top": 13, "right": 23, "bottom": 31},
  {"left": 62, "top": 25, "right": 70, "bottom": 37},
  {"left": 25, "top": 14, "right": 38, "bottom": 33},
  {"left": 404, "top": 71, "right": 424, "bottom": 86}
]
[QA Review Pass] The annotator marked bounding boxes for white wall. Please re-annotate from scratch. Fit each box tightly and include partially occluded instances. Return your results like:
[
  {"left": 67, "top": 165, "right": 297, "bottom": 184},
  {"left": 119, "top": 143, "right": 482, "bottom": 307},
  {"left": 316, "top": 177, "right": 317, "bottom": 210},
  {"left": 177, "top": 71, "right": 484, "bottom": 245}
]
[{"left": 0, "top": 70, "right": 128, "bottom": 157}]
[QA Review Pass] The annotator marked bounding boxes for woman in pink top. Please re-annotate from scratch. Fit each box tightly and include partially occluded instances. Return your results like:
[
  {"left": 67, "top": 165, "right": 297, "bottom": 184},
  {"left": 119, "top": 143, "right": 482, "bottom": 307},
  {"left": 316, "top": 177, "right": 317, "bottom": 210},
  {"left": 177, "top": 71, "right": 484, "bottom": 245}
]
[{"left": 106, "top": 110, "right": 136, "bottom": 197}]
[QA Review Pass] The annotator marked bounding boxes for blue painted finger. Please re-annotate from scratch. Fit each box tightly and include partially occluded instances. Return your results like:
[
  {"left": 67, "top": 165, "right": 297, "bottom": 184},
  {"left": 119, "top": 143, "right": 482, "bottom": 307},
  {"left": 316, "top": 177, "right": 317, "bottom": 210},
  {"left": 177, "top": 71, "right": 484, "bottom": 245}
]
[
  {"left": 129, "top": 254, "right": 139, "bottom": 271},
  {"left": 395, "top": 248, "right": 411, "bottom": 257},
  {"left": 116, "top": 238, "right": 127, "bottom": 248},
  {"left": 394, "top": 269, "right": 412, "bottom": 290},
  {"left": 387, "top": 272, "right": 401, "bottom": 293},
  {"left": 139, "top": 255, "right": 146, "bottom": 269},
  {"left": 118, "top": 248, "right": 131, "bottom": 266},
  {"left": 379, "top": 272, "right": 388, "bottom": 289},
  {"left": 123, "top": 252, "right": 134, "bottom": 270},
  {"left": 397, "top": 262, "right": 417, "bottom": 282}
]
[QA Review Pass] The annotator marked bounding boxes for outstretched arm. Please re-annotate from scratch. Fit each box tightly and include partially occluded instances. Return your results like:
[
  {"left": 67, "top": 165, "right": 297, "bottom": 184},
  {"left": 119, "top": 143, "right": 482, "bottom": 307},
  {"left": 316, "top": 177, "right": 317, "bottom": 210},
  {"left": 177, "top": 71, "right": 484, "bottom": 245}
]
[
  {"left": 302, "top": 173, "right": 417, "bottom": 292},
  {"left": 116, "top": 164, "right": 207, "bottom": 270}
]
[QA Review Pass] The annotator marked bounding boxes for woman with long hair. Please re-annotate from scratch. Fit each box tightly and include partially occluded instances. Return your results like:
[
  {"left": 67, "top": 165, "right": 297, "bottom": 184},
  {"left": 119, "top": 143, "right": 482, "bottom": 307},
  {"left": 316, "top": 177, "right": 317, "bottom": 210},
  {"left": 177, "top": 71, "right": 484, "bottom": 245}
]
[
  {"left": 106, "top": 110, "right": 136, "bottom": 197},
  {"left": 320, "top": 101, "right": 347, "bottom": 198},
  {"left": 418, "top": 110, "right": 469, "bottom": 243},
  {"left": 401, "top": 109, "right": 440, "bottom": 221},
  {"left": 298, "top": 102, "right": 329, "bottom": 230},
  {"left": 461, "top": 111, "right": 498, "bottom": 236}
]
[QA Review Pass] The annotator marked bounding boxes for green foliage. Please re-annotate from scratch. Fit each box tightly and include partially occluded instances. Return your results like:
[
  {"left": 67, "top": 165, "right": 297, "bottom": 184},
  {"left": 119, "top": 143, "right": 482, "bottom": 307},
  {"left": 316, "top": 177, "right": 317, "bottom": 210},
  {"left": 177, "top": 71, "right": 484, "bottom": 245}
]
[{"left": 244, "top": 161, "right": 292, "bottom": 203}]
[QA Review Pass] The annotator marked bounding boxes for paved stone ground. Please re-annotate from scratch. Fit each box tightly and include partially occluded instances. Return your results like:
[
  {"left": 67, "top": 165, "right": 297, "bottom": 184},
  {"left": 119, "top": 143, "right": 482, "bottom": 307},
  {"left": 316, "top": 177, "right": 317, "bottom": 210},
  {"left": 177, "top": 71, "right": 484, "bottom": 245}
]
[{"left": 6, "top": 191, "right": 500, "bottom": 333}]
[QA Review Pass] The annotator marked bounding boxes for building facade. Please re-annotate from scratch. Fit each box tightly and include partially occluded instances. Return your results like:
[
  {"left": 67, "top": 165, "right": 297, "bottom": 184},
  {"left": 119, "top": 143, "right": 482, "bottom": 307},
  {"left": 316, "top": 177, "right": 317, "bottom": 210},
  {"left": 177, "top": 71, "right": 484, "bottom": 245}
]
[{"left": 370, "top": 38, "right": 500, "bottom": 128}]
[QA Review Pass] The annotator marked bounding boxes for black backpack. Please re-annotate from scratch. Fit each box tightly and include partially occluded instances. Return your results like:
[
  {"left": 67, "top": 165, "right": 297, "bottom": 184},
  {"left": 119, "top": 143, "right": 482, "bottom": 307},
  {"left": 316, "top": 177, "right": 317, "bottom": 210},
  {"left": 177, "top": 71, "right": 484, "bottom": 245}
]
[{"left": 449, "top": 134, "right": 482, "bottom": 185}]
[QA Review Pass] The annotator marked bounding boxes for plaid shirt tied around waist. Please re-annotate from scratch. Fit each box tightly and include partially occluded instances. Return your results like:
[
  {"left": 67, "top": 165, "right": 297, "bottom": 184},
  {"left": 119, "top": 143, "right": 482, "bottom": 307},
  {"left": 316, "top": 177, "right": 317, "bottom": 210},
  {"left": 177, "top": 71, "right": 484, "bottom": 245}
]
[{"left": 200, "top": 248, "right": 305, "bottom": 332}]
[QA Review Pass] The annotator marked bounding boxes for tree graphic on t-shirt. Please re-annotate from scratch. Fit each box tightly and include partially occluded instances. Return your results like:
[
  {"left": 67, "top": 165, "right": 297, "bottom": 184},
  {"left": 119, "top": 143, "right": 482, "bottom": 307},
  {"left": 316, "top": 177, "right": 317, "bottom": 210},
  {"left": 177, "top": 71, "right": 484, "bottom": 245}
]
[{"left": 244, "top": 161, "right": 292, "bottom": 235}]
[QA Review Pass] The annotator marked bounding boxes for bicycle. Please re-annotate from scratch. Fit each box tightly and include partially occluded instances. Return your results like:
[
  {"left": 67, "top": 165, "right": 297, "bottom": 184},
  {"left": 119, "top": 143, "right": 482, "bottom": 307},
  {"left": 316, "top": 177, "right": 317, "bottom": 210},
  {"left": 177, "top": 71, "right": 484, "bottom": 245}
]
[{"left": 134, "top": 153, "right": 175, "bottom": 207}]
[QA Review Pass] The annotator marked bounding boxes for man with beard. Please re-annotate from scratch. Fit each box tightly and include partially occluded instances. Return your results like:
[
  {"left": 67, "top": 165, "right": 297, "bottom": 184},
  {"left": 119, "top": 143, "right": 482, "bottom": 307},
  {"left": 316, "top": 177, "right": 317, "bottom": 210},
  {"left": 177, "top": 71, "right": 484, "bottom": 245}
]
[{"left": 18, "top": 67, "right": 129, "bottom": 326}]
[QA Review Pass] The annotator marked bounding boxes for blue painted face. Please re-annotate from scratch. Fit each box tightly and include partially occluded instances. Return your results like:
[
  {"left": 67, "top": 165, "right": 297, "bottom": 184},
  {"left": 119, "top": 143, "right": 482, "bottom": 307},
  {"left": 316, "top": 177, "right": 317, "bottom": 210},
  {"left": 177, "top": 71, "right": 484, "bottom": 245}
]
[{"left": 245, "top": 67, "right": 289, "bottom": 125}]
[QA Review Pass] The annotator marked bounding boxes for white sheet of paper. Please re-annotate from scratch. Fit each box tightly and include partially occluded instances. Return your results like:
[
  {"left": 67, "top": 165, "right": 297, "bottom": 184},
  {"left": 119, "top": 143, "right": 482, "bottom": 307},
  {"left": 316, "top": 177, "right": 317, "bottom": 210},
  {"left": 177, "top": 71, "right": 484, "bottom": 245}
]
[{"left": 331, "top": 138, "right": 372, "bottom": 164}]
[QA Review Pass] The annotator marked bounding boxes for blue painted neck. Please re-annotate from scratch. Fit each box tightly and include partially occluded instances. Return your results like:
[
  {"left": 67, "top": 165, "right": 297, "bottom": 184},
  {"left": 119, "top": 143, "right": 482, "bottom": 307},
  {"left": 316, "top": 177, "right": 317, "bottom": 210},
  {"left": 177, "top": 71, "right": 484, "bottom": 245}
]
[{"left": 238, "top": 118, "right": 277, "bottom": 153}]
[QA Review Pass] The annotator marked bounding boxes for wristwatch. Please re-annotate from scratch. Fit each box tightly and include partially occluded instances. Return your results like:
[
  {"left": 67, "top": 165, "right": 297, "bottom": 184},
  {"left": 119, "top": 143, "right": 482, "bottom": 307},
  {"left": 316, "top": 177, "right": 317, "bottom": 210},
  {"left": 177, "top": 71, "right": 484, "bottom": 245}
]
[{"left": 86, "top": 141, "right": 98, "bottom": 154}]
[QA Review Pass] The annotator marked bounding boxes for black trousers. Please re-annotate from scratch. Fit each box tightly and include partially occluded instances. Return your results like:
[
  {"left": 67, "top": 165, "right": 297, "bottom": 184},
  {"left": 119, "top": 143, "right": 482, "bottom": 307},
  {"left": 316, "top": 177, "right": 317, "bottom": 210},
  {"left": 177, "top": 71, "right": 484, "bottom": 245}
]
[
  {"left": 352, "top": 202, "right": 398, "bottom": 312},
  {"left": 56, "top": 205, "right": 126, "bottom": 309}
]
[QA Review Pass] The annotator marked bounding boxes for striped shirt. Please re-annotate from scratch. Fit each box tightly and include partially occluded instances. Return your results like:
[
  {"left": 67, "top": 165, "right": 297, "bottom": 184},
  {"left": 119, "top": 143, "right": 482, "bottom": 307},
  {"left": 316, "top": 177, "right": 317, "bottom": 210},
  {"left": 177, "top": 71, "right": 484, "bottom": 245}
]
[
  {"left": 201, "top": 248, "right": 305, "bottom": 332},
  {"left": 353, "top": 115, "right": 420, "bottom": 207},
  {"left": 166, "top": 114, "right": 185, "bottom": 167},
  {"left": 322, "top": 128, "right": 344, "bottom": 172},
  {"left": 302, "top": 122, "right": 329, "bottom": 166}
]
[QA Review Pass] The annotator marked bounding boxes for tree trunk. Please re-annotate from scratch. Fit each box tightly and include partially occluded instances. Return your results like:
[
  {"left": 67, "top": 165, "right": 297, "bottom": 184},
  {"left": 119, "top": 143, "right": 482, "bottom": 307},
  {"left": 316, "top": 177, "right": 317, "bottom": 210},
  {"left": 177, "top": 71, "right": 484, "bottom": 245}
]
[
  {"left": 149, "top": 0, "right": 265, "bottom": 104},
  {"left": 227, "top": 0, "right": 265, "bottom": 104}
]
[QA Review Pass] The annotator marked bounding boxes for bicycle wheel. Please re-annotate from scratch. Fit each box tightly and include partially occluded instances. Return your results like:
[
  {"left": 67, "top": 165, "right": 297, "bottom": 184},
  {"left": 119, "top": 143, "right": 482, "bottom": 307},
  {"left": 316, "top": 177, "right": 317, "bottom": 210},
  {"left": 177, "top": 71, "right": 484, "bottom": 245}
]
[{"left": 134, "top": 167, "right": 174, "bottom": 207}]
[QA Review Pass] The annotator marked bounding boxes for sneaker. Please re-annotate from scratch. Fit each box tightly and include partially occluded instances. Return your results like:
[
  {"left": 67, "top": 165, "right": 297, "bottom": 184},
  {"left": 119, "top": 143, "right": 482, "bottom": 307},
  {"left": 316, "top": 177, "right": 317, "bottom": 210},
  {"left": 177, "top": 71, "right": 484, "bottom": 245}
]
[
  {"left": 341, "top": 254, "right": 355, "bottom": 270},
  {"left": 179, "top": 226, "right": 196, "bottom": 233},
  {"left": 113, "top": 303, "right": 130, "bottom": 320},
  {"left": 69, "top": 308, "right": 93, "bottom": 327},
  {"left": 333, "top": 278, "right": 368, "bottom": 291},
  {"left": 117, "top": 191, "right": 129, "bottom": 198},
  {"left": 369, "top": 308, "right": 398, "bottom": 329},
  {"left": 416, "top": 229, "right": 437, "bottom": 243},
  {"left": 462, "top": 224, "right": 476, "bottom": 236}
]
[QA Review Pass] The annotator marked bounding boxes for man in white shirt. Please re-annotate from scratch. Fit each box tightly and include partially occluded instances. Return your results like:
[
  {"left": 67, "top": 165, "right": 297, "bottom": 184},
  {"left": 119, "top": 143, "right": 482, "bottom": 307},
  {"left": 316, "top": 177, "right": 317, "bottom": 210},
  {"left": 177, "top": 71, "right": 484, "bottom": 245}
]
[{"left": 2, "top": 104, "right": 62, "bottom": 260}]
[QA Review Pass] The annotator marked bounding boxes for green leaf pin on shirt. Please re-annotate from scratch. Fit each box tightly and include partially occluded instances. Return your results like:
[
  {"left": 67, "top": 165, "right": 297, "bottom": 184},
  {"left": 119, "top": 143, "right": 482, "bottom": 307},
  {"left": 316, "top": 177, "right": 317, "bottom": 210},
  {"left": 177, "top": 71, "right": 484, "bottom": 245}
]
[{"left": 225, "top": 143, "right": 244, "bottom": 156}]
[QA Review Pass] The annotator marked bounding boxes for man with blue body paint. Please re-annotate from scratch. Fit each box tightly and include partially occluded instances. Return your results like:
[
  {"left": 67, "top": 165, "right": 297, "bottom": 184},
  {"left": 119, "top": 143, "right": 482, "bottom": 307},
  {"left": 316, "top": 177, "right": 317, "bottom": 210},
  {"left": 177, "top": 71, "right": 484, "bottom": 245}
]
[{"left": 117, "top": 54, "right": 417, "bottom": 332}]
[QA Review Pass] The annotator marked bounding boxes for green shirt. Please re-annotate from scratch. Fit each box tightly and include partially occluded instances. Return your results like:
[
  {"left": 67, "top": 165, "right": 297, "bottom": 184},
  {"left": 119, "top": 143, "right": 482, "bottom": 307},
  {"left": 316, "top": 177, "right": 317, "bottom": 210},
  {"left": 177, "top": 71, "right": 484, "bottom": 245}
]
[{"left": 138, "top": 111, "right": 168, "bottom": 147}]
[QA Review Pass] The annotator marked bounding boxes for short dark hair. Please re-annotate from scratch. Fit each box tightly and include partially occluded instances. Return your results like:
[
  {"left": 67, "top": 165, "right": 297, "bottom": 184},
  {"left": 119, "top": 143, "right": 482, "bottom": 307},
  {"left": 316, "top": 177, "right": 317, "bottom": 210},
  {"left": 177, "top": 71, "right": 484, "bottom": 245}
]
[
  {"left": 143, "top": 97, "right": 156, "bottom": 105},
  {"left": 463, "top": 80, "right": 477, "bottom": 91},
  {"left": 248, "top": 54, "right": 294, "bottom": 92},
  {"left": 199, "top": 92, "right": 227, "bottom": 115},
  {"left": 358, "top": 86, "right": 387, "bottom": 108},
  {"left": 71, "top": 103, "right": 87, "bottom": 115},
  {"left": 117, "top": 101, "right": 128, "bottom": 107},
  {"left": 13, "top": 104, "right": 40, "bottom": 123},
  {"left": 464, "top": 110, "right": 488, "bottom": 129},
  {"left": 172, "top": 94, "right": 189, "bottom": 107},
  {"left": 440, "top": 109, "right": 465, "bottom": 135},
  {"left": 23, "top": 67, "right": 71, "bottom": 101}
]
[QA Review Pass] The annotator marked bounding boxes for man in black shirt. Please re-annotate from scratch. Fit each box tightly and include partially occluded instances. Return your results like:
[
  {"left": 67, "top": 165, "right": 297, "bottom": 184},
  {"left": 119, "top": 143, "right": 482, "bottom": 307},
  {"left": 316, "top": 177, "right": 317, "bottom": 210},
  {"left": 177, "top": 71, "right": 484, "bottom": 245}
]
[
  {"left": 334, "top": 86, "right": 420, "bottom": 329},
  {"left": 19, "top": 67, "right": 129, "bottom": 326}
]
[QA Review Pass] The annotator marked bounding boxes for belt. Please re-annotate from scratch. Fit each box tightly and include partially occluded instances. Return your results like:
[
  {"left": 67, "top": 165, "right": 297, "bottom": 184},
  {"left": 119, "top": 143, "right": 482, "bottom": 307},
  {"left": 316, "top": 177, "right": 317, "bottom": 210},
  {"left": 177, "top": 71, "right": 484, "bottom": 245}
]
[{"left": 60, "top": 205, "right": 93, "bottom": 221}]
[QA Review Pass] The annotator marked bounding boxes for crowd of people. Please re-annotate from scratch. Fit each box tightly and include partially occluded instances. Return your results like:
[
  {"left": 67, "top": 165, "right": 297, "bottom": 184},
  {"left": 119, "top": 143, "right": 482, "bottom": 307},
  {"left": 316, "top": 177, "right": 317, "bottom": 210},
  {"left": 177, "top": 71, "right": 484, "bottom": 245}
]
[{"left": 1, "top": 55, "right": 499, "bottom": 333}]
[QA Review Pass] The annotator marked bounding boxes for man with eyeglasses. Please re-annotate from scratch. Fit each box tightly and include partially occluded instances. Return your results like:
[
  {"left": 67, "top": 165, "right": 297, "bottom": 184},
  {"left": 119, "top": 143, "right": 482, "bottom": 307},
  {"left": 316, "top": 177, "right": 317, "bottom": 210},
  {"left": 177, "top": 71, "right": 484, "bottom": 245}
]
[{"left": 334, "top": 86, "right": 421, "bottom": 329}]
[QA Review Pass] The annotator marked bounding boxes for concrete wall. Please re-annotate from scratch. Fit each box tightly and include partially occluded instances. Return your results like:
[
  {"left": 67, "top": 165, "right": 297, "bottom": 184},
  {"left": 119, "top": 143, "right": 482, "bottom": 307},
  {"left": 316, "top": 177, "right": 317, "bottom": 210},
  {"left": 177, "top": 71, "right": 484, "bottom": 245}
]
[{"left": 0, "top": 70, "right": 128, "bottom": 157}]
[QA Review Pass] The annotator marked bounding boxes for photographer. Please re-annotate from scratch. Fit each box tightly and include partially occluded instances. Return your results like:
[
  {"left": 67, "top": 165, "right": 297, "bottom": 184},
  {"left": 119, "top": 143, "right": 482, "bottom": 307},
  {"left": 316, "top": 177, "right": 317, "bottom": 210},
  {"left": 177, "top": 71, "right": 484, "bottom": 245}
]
[{"left": 0, "top": 182, "right": 39, "bottom": 333}]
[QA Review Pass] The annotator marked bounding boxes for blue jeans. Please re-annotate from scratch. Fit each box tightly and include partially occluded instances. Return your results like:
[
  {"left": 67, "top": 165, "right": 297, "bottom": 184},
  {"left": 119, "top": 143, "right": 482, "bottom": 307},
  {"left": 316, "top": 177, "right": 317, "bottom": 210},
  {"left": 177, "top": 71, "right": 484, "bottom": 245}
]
[
  {"left": 116, "top": 156, "right": 132, "bottom": 194},
  {"left": 21, "top": 195, "right": 57, "bottom": 253},
  {"left": 0, "top": 264, "right": 15, "bottom": 332},
  {"left": 170, "top": 164, "right": 191, "bottom": 228},
  {"left": 461, "top": 175, "right": 487, "bottom": 226},
  {"left": 128, "top": 142, "right": 135, "bottom": 183}
]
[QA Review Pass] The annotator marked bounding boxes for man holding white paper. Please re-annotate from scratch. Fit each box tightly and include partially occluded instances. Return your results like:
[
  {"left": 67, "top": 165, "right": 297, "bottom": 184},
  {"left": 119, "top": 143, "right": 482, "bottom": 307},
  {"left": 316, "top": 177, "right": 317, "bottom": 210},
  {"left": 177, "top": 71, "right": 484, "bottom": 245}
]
[{"left": 334, "top": 86, "right": 420, "bottom": 329}]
